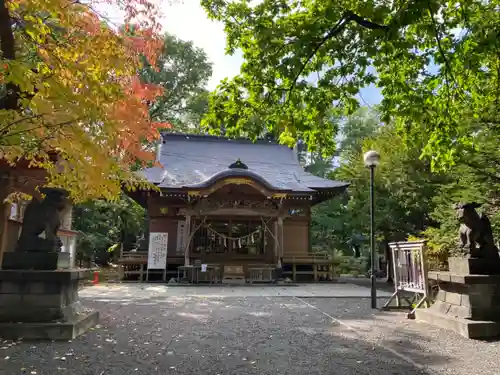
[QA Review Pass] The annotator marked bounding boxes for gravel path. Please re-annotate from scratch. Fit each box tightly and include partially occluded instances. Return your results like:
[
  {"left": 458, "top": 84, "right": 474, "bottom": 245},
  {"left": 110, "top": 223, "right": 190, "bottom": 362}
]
[{"left": 0, "top": 284, "right": 497, "bottom": 375}]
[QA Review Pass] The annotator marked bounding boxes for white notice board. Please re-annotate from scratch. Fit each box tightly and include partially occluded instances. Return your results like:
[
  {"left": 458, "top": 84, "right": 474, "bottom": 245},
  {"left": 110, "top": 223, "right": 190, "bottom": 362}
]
[{"left": 147, "top": 232, "right": 168, "bottom": 269}]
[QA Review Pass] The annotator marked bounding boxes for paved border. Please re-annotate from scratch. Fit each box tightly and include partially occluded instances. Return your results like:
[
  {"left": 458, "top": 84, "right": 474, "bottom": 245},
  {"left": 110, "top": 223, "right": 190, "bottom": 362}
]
[{"left": 294, "top": 296, "right": 429, "bottom": 373}]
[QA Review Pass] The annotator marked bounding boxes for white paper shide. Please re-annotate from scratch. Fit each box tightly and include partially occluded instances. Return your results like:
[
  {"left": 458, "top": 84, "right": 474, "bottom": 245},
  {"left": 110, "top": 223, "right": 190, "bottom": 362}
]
[{"left": 147, "top": 232, "right": 168, "bottom": 269}]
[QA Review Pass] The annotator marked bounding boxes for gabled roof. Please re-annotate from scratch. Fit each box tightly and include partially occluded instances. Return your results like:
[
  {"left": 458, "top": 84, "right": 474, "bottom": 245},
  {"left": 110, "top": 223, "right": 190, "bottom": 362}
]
[{"left": 141, "top": 133, "right": 349, "bottom": 194}]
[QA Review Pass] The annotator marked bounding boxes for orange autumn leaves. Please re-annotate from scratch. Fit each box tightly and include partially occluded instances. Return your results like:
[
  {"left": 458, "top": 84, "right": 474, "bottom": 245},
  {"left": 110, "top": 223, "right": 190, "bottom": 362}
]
[{"left": 1, "top": 0, "right": 168, "bottom": 201}]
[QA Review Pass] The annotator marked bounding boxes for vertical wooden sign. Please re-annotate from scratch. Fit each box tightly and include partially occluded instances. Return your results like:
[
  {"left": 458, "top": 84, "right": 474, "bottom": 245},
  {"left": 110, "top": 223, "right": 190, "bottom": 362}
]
[
  {"left": 147, "top": 232, "right": 168, "bottom": 269},
  {"left": 176, "top": 220, "right": 186, "bottom": 255}
]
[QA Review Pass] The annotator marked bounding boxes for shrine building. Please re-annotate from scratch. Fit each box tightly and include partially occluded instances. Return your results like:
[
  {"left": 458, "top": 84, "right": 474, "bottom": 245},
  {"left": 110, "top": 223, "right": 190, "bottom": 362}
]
[{"left": 124, "top": 133, "right": 349, "bottom": 283}]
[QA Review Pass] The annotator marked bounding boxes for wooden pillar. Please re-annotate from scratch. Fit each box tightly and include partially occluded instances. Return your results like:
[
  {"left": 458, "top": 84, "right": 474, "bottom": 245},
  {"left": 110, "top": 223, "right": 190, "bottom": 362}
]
[
  {"left": 139, "top": 264, "right": 144, "bottom": 282},
  {"left": 277, "top": 216, "right": 284, "bottom": 267},
  {"left": 0, "top": 202, "right": 10, "bottom": 268},
  {"left": 273, "top": 220, "right": 278, "bottom": 265},
  {"left": 0, "top": 176, "right": 12, "bottom": 268},
  {"left": 307, "top": 207, "right": 312, "bottom": 253},
  {"left": 184, "top": 214, "right": 191, "bottom": 266}
]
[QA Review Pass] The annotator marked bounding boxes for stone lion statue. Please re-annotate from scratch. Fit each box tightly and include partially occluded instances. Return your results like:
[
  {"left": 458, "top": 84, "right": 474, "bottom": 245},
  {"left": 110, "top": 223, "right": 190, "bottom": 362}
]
[
  {"left": 15, "top": 187, "right": 69, "bottom": 253},
  {"left": 454, "top": 202, "right": 500, "bottom": 259}
]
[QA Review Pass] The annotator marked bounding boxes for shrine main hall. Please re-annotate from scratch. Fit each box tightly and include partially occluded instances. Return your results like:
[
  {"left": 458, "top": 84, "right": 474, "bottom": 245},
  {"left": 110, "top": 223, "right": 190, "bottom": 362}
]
[{"left": 124, "top": 133, "right": 349, "bottom": 283}]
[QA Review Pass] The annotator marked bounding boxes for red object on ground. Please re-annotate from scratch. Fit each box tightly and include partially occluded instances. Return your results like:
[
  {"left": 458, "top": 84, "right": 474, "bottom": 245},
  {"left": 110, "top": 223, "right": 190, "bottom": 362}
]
[{"left": 92, "top": 271, "right": 99, "bottom": 285}]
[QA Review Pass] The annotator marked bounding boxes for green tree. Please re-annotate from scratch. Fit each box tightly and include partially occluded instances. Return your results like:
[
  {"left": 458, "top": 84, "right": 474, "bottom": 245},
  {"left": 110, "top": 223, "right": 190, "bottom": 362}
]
[
  {"left": 141, "top": 32, "right": 213, "bottom": 133},
  {"left": 201, "top": 0, "right": 499, "bottom": 167},
  {"left": 337, "top": 107, "right": 380, "bottom": 154},
  {"left": 310, "top": 108, "right": 379, "bottom": 251},
  {"left": 73, "top": 195, "right": 145, "bottom": 266},
  {"left": 310, "top": 110, "right": 450, "bottom": 276},
  {"left": 422, "top": 121, "right": 500, "bottom": 268}
]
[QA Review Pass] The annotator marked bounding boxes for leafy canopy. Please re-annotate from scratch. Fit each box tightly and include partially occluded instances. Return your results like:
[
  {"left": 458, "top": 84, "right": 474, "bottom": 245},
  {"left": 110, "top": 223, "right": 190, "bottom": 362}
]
[
  {"left": 0, "top": 0, "right": 167, "bottom": 201},
  {"left": 200, "top": 0, "right": 500, "bottom": 167},
  {"left": 141, "top": 32, "right": 213, "bottom": 133},
  {"left": 308, "top": 107, "right": 500, "bottom": 269}
]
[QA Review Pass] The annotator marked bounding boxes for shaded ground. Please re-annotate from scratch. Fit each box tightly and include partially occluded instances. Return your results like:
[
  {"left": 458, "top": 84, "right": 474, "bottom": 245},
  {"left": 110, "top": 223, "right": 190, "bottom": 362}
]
[
  {"left": 306, "top": 298, "right": 500, "bottom": 375},
  {"left": 0, "top": 284, "right": 498, "bottom": 375}
]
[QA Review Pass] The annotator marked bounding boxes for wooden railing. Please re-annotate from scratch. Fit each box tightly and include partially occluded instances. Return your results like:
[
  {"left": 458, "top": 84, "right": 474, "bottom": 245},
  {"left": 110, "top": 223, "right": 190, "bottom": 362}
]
[
  {"left": 117, "top": 251, "right": 147, "bottom": 264},
  {"left": 283, "top": 252, "right": 333, "bottom": 264}
]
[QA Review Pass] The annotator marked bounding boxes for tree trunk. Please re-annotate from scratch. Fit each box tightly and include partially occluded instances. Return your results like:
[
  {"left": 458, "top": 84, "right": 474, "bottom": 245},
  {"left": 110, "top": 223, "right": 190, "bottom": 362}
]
[{"left": 0, "top": 0, "right": 19, "bottom": 111}]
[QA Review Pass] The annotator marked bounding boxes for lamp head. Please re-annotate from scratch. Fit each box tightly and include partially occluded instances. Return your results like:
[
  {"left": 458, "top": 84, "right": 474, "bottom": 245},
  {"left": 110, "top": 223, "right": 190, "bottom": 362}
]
[{"left": 363, "top": 150, "right": 380, "bottom": 168}]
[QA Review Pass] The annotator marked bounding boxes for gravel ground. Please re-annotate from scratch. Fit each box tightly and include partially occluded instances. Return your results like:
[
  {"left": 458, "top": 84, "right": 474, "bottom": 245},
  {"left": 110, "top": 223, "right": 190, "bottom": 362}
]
[{"left": 0, "top": 284, "right": 497, "bottom": 375}]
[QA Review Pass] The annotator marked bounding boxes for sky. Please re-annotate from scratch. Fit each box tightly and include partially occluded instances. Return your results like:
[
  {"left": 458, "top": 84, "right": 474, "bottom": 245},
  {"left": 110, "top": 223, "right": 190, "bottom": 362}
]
[
  {"left": 159, "top": 2, "right": 383, "bottom": 106},
  {"left": 99, "top": 0, "right": 383, "bottom": 106},
  {"left": 159, "top": 1, "right": 244, "bottom": 91}
]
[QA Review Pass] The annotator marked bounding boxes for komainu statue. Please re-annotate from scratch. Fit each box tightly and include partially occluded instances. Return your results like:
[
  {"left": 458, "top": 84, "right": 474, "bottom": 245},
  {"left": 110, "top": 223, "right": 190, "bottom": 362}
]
[
  {"left": 15, "top": 187, "right": 69, "bottom": 253},
  {"left": 454, "top": 202, "right": 500, "bottom": 259}
]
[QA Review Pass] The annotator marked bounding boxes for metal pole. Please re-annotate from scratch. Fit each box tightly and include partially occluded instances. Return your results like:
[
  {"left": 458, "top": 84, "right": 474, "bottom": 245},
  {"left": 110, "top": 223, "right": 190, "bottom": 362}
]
[{"left": 370, "top": 165, "right": 377, "bottom": 309}]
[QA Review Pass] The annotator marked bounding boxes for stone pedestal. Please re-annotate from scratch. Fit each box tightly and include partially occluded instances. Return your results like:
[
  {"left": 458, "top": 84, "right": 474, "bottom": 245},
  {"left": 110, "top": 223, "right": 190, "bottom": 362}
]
[
  {"left": 0, "top": 269, "right": 99, "bottom": 340},
  {"left": 2, "top": 252, "right": 70, "bottom": 271},
  {"left": 415, "top": 257, "right": 500, "bottom": 339}
]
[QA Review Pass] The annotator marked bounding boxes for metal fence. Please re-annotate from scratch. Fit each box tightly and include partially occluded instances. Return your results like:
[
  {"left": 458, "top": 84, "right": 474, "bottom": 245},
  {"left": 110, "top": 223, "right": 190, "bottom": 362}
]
[{"left": 383, "top": 240, "right": 430, "bottom": 318}]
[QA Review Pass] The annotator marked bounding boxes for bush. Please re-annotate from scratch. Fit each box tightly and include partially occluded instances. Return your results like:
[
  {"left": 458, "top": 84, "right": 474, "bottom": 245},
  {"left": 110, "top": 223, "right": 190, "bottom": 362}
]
[
  {"left": 312, "top": 245, "right": 369, "bottom": 276},
  {"left": 336, "top": 255, "right": 367, "bottom": 276}
]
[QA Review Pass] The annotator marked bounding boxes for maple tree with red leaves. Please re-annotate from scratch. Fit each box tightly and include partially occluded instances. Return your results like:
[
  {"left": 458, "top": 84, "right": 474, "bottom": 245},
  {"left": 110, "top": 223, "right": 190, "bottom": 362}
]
[{"left": 0, "top": 0, "right": 169, "bottom": 200}]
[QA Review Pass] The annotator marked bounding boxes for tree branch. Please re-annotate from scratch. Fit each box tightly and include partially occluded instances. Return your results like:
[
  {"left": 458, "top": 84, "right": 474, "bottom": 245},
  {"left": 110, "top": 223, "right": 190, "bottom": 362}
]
[
  {"left": 287, "top": 15, "right": 349, "bottom": 99},
  {"left": 461, "top": 160, "right": 500, "bottom": 184},
  {"left": 0, "top": 117, "right": 82, "bottom": 147},
  {"left": 0, "top": 114, "right": 43, "bottom": 137},
  {"left": 346, "top": 11, "right": 389, "bottom": 31},
  {"left": 286, "top": 11, "right": 388, "bottom": 104}
]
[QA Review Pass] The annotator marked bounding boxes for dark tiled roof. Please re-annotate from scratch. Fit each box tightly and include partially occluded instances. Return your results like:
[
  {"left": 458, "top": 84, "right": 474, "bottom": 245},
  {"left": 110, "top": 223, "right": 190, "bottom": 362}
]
[{"left": 141, "top": 133, "right": 349, "bottom": 193}]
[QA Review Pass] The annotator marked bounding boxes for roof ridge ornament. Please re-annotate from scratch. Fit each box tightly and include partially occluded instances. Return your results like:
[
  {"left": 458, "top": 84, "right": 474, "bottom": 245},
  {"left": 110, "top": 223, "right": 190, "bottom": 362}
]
[{"left": 228, "top": 158, "right": 248, "bottom": 170}]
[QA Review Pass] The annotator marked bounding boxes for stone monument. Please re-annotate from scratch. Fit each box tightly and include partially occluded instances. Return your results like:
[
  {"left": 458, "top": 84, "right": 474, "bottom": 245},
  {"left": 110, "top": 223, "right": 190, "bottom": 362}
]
[
  {"left": 0, "top": 187, "right": 99, "bottom": 340},
  {"left": 415, "top": 202, "right": 500, "bottom": 339},
  {"left": 3, "top": 187, "right": 71, "bottom": 270}
]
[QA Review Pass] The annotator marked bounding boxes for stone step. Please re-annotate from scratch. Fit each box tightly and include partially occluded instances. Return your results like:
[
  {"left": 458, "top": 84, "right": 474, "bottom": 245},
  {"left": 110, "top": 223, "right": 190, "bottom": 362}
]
[{"left": 415, "top": 307, "right": 500, "bottom": 339}]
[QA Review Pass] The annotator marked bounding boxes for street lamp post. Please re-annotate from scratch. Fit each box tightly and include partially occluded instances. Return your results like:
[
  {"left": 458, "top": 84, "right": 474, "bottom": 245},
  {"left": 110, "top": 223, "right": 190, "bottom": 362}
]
[{"left": 363, "top": 150, "right": 380, "bottom": 309}]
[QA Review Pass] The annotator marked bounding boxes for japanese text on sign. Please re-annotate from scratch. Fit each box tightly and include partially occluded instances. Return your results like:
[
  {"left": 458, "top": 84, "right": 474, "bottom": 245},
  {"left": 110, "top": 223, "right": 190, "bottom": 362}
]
[{"left": 147, "top": 232, "right": 168, "bottom": 269}]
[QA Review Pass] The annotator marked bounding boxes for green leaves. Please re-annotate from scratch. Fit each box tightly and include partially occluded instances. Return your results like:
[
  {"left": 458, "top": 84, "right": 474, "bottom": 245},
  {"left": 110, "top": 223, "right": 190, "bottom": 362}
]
[
  {"left": 201, "top": 0, "right": 499, "bottom": 167},
  {"left": 140, "top": 32, "right": 213, "bottom": 133},
  {"left": 73, "top": 194, "right": 145, "bottom": 264}
]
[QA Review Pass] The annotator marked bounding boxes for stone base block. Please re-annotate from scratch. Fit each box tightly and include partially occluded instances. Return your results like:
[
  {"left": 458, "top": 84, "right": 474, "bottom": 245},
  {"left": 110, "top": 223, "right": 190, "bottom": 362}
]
[
  {"left": 0, "top": 269, "right": 97, "bottom": 341},
  {"left": 448, "top": 257, "right": 500, "bottom": 275},
  {"left": 0, "top": 310, "right": 99, "bottom": 341},
  {"left": 2, "top": 252, "right": 70, "bottom": 271},
  {"left": 427, "top": 271, "right": 500, "bottom": 321},
  {"left": 416, "top": 308, "right": 500, "bottom": 339}
]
